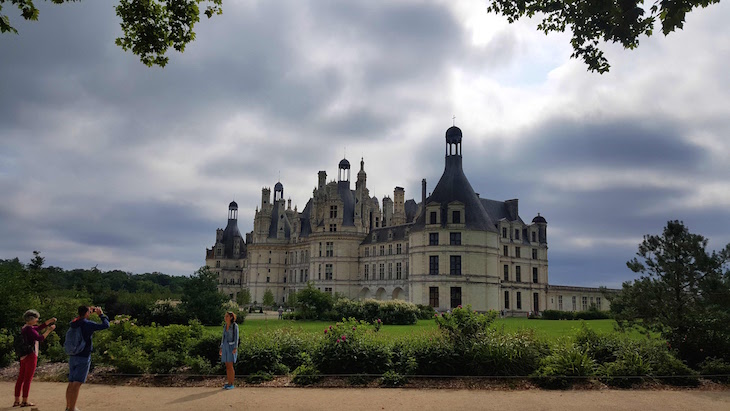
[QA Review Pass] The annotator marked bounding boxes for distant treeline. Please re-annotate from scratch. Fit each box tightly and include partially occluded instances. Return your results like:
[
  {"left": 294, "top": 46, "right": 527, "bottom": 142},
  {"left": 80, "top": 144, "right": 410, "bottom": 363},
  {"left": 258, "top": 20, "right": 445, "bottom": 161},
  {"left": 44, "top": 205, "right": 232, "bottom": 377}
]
[{"left": 0, "top": 252, "right": 200, "bottom": 330}]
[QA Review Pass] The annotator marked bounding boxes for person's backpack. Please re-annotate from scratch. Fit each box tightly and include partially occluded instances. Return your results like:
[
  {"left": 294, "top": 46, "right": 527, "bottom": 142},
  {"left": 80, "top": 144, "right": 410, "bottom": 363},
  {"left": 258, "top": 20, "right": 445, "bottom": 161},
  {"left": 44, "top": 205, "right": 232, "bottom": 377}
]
[
  {"left": 64, "top": 323, "right": 86, "bottom": 356},
  {"left": 13, "top": 328, "right": 34, "bottom": 358}
]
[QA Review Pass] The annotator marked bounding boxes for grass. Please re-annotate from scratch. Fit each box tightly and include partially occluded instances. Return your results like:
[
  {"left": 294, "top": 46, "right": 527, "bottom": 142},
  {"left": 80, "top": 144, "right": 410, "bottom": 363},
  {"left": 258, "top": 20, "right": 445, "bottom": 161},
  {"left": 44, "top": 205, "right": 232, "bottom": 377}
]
[{"left": 207, "top": 317, "right": 650, "bottom": 341}]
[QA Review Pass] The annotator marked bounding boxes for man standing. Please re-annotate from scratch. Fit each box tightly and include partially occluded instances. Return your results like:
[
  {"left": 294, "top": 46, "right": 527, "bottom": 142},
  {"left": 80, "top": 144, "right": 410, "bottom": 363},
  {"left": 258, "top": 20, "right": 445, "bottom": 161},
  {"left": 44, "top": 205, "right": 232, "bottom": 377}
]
[{"left": 66, "top": 306, "right": 109, "bottom": 411}]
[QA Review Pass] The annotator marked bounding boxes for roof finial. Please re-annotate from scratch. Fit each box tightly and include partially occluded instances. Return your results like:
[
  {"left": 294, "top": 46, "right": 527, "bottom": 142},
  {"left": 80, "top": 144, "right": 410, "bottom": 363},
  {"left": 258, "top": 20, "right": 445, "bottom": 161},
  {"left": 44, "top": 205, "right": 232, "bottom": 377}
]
[{"left": 453, "top": 115, "right": 456, "bottom": 126}]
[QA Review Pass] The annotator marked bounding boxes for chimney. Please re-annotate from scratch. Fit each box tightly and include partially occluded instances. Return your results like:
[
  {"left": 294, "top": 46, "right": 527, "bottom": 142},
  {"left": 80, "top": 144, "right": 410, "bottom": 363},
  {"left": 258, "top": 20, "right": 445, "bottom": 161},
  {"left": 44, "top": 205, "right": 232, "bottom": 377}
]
[
  {"left": 505, "top": 199, "right": 519, "bottom": 221},
  {"left": 421, "top": 179, "right": 427, "bottom": 204}
]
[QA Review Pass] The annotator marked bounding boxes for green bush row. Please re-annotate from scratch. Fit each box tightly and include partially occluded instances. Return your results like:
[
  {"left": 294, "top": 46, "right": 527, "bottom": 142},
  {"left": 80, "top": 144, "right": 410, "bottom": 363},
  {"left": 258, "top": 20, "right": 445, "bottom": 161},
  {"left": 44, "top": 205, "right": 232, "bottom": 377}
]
[
  {"left": 2, "top": 308, "right": 725, "bottom": 389},
  {"left": 541, "top": 309, "right": 612, "bottom": 320}
]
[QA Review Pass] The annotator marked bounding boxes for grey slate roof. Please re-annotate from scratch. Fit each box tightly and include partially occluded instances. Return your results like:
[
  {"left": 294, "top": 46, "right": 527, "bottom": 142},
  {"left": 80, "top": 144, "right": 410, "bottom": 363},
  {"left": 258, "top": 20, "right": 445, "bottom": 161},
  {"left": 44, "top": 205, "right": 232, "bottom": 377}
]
[
  {"left": 404, "top": 199, "right": 419, "bottom": 223},
  {"left": 268, "top": 200, "right": 291, "bottom": 239},
  {"left": 221, "top": 218, "right": 245, "bottom": 258},
  {"left": 412, "top": 155, "right": 497, "bottom": 232},
  {"left": 361, "top": 223, "right": 413, "bottom": 244},
  {"left": 338, "top": 182, "right": 356, "bottom": 226},
  {"left": 480, "top": 199, "right": 525, "bottom": 225}
]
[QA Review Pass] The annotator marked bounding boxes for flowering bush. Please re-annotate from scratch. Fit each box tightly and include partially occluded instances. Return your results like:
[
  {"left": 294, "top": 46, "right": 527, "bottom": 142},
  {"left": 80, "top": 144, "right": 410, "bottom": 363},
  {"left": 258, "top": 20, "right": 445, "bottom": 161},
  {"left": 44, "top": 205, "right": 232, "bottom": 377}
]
[
  {"left": 314, "top": 318, "right": 391, "bottom": 375},
  {"left": 331, "top": 298, "right": 418, "bottom": 325}
]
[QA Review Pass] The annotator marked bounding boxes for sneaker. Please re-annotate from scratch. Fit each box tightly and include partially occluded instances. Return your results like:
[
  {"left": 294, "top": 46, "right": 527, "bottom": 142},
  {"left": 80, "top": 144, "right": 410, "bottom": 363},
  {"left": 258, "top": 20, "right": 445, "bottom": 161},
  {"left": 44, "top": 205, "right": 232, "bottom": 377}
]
[{"left": 224, "top": 384, "right": 235, "bottom": 390}]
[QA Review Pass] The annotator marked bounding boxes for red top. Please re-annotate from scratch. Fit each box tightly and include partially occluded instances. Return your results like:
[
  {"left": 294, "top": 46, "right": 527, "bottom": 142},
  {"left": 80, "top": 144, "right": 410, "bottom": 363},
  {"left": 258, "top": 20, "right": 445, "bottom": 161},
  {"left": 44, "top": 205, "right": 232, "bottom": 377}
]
[{"left": 21, "top": 323, "right": 48, "bottom": 357}]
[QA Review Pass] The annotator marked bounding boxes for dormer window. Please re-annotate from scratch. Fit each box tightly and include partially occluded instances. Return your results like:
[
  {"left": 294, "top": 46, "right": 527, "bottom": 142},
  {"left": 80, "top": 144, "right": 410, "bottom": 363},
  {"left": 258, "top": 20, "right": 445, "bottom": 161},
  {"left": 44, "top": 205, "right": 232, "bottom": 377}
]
[
  {"left": 502, "top": 227, "right": 507, "bottom": 238},
  {"left": 430, "top": 212, "right": 437, "bottom": 224},
  {"left": 452, "top": 211, "right": 461, "bottom": 224},
  {"left": 531, "top": 231, "right": 536, "bottom": 242},
  {"left": 514, "top": 229, "right": 520, "bottom": 240}
]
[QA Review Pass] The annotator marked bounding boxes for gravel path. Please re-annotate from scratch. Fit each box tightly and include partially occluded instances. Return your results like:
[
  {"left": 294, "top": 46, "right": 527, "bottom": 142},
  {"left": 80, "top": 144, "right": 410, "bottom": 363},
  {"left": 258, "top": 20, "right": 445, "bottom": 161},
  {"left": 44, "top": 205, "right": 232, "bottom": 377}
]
[{"left": 2, "top": 382, "right": 729, "bottom": 411}]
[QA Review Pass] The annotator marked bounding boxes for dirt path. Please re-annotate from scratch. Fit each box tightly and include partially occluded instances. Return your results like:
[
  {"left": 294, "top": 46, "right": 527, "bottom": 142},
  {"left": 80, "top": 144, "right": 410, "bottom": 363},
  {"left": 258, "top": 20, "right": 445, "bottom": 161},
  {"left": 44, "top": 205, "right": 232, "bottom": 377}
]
[{"left": 2, "top": 382, "right": 729, "bottom": 411}]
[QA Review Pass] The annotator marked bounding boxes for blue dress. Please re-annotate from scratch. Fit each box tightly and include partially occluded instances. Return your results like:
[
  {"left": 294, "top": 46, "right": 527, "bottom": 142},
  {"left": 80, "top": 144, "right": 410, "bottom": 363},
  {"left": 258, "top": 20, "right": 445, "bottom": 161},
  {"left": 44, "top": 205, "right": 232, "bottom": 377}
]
[{"left": 220, "top": 323, "right": 239, "bottom": 363}]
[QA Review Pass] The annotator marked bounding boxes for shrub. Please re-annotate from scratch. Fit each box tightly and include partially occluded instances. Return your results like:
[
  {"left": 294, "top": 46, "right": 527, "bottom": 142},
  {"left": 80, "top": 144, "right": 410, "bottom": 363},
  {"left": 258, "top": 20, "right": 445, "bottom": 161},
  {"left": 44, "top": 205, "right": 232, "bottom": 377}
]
[
  {"left": 185, "top": 355, "right": 218, "bottom": 375},
  {"left": 534, "top": 343, "right": 596, "bottom": 389},
  {"left": 294, "top": 283, "right": 333, "bottom": 320},
  {"left": 40, "top": 332, "right": 67, "bottom": 363},
  {"left": 575, "top": 309, "right": 611, "bottom": 320},
  {"left": 0, "top": 328, "right": 14, "bottom": 367},
  {"left": 150, "top": 301, "right": 187, "bottom": 326},
  {"left": 291, "top": 353, "right": 321, "bottom": 385},
  {"left": 189, "top": 332, "right": 223, "bottom": 367},
  {"left": 435, "top": 305, "right": 497, "bottom": 344},
  {"left": 699, "top": 358, "right": 730, "bottom": 383},
  {"left": 600, "top": 348, "right": 651, "bottom": 387},
  {"left": 381, "top": 370, "right": 408, "bottom": 387},
  {"left": 468, "top": 329, "right": 548, "bottom": 376},
  {"left": 391, "top": 332, "right": 457, "bottom": 375},
  {"left": 106, "top": 340, "right": 151, "bottom": 374},
  {"left": 416, "top": 304, "right": 436, "bottom": 320},
  {"left": 574, "top": 325, "right": 625, "bottom": 365},
  {"left": 647, "top": 350, "right": 698, "bottom": 386},
  {"left": 378, "top": 300, "right": 418, "bottom": 325},
  {"left": 314, "top": 318, "right": 391, "bottom": 375},
  {"left": 542, "top": 310, "right": 575, "bottom": 320},
  {"left": 272, "top": 362, "right": 290, "bottom": 375},
  {"left": 150, "top": 350, "right": 182, "bottom": 374},
  {"left": 235, "top": 334, "right": 282, "bottom": 375}
]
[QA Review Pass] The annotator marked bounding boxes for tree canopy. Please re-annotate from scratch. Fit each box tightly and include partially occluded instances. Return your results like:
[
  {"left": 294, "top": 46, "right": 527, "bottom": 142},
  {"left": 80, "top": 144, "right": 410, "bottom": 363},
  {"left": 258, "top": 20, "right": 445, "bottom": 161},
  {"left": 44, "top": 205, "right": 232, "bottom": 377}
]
[
  {"left": 0, "top": 0, "right": 222, "bottom": 67},
  {"left": 611, "top": 220, "right": 730, "bottom": 365},
  {"left": 486, "top": 0, "right": 722, "bottom": 73}
]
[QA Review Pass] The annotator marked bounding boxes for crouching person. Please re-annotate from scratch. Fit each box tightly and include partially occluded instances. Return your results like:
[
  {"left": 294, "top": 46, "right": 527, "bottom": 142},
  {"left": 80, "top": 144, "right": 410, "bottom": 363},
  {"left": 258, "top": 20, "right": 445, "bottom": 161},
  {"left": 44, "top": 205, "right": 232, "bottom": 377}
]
[{"left": 65, "top": 306, "right": 109, "bottom": 411}]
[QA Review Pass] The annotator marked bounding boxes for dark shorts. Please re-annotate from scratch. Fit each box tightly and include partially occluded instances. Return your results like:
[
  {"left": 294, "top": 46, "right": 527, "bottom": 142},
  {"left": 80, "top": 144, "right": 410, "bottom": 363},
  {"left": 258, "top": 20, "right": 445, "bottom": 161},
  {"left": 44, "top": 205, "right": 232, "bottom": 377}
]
[{"left": 69, "top": 355, "right": 92, "bottom": 383}]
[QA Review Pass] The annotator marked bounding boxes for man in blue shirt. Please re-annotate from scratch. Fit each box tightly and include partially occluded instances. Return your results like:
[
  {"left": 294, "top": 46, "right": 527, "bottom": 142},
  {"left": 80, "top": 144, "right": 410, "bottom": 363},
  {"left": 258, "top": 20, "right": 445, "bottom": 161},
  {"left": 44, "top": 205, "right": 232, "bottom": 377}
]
[{"left": 66, "top": 306, "right": 109, "bottom": 411}]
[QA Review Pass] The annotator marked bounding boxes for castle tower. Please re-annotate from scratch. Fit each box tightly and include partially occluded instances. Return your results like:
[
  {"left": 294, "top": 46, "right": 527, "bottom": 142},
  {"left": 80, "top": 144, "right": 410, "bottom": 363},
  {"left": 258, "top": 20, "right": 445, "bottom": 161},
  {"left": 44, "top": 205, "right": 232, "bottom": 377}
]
[{"left": 392, "top": 187, "right": 405, "bottom": 225}]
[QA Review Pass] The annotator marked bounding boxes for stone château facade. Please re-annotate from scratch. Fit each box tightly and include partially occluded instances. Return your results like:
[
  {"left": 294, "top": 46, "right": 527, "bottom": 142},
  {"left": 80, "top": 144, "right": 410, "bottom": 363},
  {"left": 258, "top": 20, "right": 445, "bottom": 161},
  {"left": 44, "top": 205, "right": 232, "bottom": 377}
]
[{"left": 206, "top": 126, "right": 611, "bottom": 314}]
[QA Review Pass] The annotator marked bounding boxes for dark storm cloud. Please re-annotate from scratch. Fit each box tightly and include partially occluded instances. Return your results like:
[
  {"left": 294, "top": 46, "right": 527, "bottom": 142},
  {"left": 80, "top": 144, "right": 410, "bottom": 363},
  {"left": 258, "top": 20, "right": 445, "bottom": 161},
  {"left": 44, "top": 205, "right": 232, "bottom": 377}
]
[{"left": 517, "top": 117, "right": 705, "bottom": 170}]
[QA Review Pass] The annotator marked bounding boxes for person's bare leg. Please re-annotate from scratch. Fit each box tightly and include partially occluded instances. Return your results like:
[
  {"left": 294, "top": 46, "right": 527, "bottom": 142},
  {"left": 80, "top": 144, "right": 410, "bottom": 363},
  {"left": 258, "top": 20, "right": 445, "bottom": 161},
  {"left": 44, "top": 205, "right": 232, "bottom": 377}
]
[
  {"left": 67, "top": 382, "right": 82, "bottom": 410},
  {"left": 226, "top": 362, "right": 235, "bottom": 386}
]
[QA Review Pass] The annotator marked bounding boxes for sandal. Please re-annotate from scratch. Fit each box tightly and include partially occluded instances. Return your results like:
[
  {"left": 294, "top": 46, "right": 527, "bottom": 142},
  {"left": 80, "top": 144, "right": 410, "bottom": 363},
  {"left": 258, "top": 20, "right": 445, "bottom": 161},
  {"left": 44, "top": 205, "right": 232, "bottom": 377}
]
[
  {"left": 12, "top": 401, "right": 20, "bottom": 407},
  {"left": 20, "top": 402, "right": 35, "bottom": 407}
]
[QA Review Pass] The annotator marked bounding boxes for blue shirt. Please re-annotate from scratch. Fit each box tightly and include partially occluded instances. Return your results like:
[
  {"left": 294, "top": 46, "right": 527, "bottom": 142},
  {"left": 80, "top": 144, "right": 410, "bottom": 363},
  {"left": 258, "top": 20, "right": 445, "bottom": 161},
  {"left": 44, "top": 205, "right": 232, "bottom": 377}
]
[{"left": 69, "top": 315, "right": 110, "bottom": 357}]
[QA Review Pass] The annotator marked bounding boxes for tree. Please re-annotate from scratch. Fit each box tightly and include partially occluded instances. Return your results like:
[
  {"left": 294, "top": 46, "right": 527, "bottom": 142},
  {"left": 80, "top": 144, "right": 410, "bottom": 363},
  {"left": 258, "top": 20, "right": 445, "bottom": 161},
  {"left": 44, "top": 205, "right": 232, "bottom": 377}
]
[
  {"left": 262, "top": 288, "right": 275, "bottom": 307},
  {"left": 181, "top": 266, "right": 227, "bottom": 325},
  {"left": 0, "top": 0, "right": 223, "bottom": 67},
  {"left": 486, "top": 0, "right": 722, "bottom": 73},
  {"left": 235, "top": 288, "right": 251, "bottom": 306},
  {"left": 611, "top": 220, "right": 730, "bottom": 365}
]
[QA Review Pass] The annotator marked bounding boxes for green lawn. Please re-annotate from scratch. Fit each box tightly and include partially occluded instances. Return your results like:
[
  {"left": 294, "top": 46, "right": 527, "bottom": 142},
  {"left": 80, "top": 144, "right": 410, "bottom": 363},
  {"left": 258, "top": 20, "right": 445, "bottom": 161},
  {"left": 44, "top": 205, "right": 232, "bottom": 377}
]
[{"left": 207, "top": 317, "right": 648, "bottom": 341}]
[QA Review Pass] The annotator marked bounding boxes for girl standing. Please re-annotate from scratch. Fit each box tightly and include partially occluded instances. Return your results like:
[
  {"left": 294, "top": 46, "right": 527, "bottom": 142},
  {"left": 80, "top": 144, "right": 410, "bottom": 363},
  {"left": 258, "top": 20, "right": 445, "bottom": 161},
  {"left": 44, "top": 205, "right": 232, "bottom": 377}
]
[
  {"left": 14, "top": 309, "right": 56, "bottom": 408},
  {"left": 219, "top": 311, "right": 239, "bottom": 389}
]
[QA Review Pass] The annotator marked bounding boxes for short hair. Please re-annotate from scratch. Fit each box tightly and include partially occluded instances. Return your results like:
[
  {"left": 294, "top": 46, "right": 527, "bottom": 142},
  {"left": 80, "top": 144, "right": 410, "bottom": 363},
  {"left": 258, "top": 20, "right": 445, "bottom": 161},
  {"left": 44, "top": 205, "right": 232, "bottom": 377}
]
[
  {"left": 23, "top": 310, "right": 40, "bottom": 322},
  {"left": 226, "top": 311, "right": 237, "bottom": 323},
  {"left": 78, "top": 306, "right": 90, "bottom": 317}
]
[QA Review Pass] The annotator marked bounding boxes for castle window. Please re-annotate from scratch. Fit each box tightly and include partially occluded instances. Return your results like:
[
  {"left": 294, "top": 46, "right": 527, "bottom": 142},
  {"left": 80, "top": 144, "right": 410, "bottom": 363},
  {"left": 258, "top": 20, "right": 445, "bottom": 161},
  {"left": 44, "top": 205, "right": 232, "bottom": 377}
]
[
  {"left": 572, "top": 296, "right": 577, "bottom": 311},
  {"left": 380, "top": 245, "right": 385, "bottom": 256},
  {"left": 515, "top": 247, "right": 521, "bottom": 258},
  {"left": 502, "top": 227, "right": 507, "bottom": 238},
  {"left": 532, "top": 231, "right": 536, "bottom": 243},
  {"left": 450, "top": 232, "right": 461, "bottom": 245},
  {"left": 318, "top": 264, "right": 321, "bottom": 280},
  {"left": 429, "top": 256, "right": 439, "bottom": 275},
  {"left": 329, "top": 224, "right": 337, "bottom": 232},
  {"left": 516, "top": 292, "right": 522, "bottom": 309},
  {"left": 429, "top": 233, "right": 439, "bottom": 246},
  {"left": 319, "top": 242, "right": 322, "bottom": 257},
  {"left": 388, "top": 263, "right": 393, "bottom": 279},
  {"left": 429, "top": 287, "right": 439, "bottom": 308},
  {"left": 372, "top": 264, "right": 376, "bottom": 279},
  {"left": 266, "top": 276, "right": 270, "bottom": 283},
  {"left": 596, "top": 297, "right": 602, "bottom": 310},
  {"left": 558, "top": 295, "right": 563, "bottom": 310},
  {"left": 504, "top": 291, "right": 510, "bottom": 309},
  {"left": 364, "top": 264, "right": 369, "bottom": 280},
  {"left": 582, "top": 296, "right": 588, "bottom": 311},
  {"left": 283, "top": 276, "right": 287, "bottom": 283},
  {"left": 532, "top": 267, "right": 538, "bottom": 283},
  {"left": 430, "top": 211, "right": 437, "bottom": 224},
  {"left": 325, "top": 287, "right": 332, "bottom": 294},
  {"left": 449, "top": 256, "right": 461, "bottom": 275},
  {"left": 503, "top": 265, "right": 509, "bottom": 281},
  {"left": 396, "top": 262, "right": 402, "bottom": 280},
  {"left": 268, "top": 258, "right": 271, "bottom": 264},
  {"left": 532, "top": 248, "right": 537, "bottom": 259},
  {"left": 396, "top": 243, "right": 402, "bottom": 254},
  {"left": 365, "top": 247, "right": 370, "bottom": 257},
  {"left": 379, "top": 264, "right": 385, "bottom": 280},
  {"left": 452, "top": 211, "right": 461, "bottom": 224},
  {"left": 503, "top": 245, "right": 509, "bottom": 256},
  {"left": 325, "top": 264, "right": 333, "bottom": 280},
  {"left": 388, "top": 244, "right": 393, "bottom": 255},
  {"left": 450, "top": 287, "right": 462, "bottom": 308},
  {"left": 216, "top": 260, "right": 221, "bottom": 268},
  {"left": 516, "top": 266, "right": 521, "bottom": 282},
  {"left": 514, "top": 229, "right": 520, "bottom": 240},
  {"left": 326, "top": 242, "right": 334, "bottom": 257},
  {"left": 330, "top": 206, "right": 338, "bottom": 218}
]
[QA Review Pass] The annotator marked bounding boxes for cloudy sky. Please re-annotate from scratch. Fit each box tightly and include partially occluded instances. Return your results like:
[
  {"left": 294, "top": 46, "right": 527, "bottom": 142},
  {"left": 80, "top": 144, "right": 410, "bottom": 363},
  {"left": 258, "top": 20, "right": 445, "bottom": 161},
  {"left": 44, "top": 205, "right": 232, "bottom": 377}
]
[{"left": 1, "top": 0, "right": 728, "bottom": 288}]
